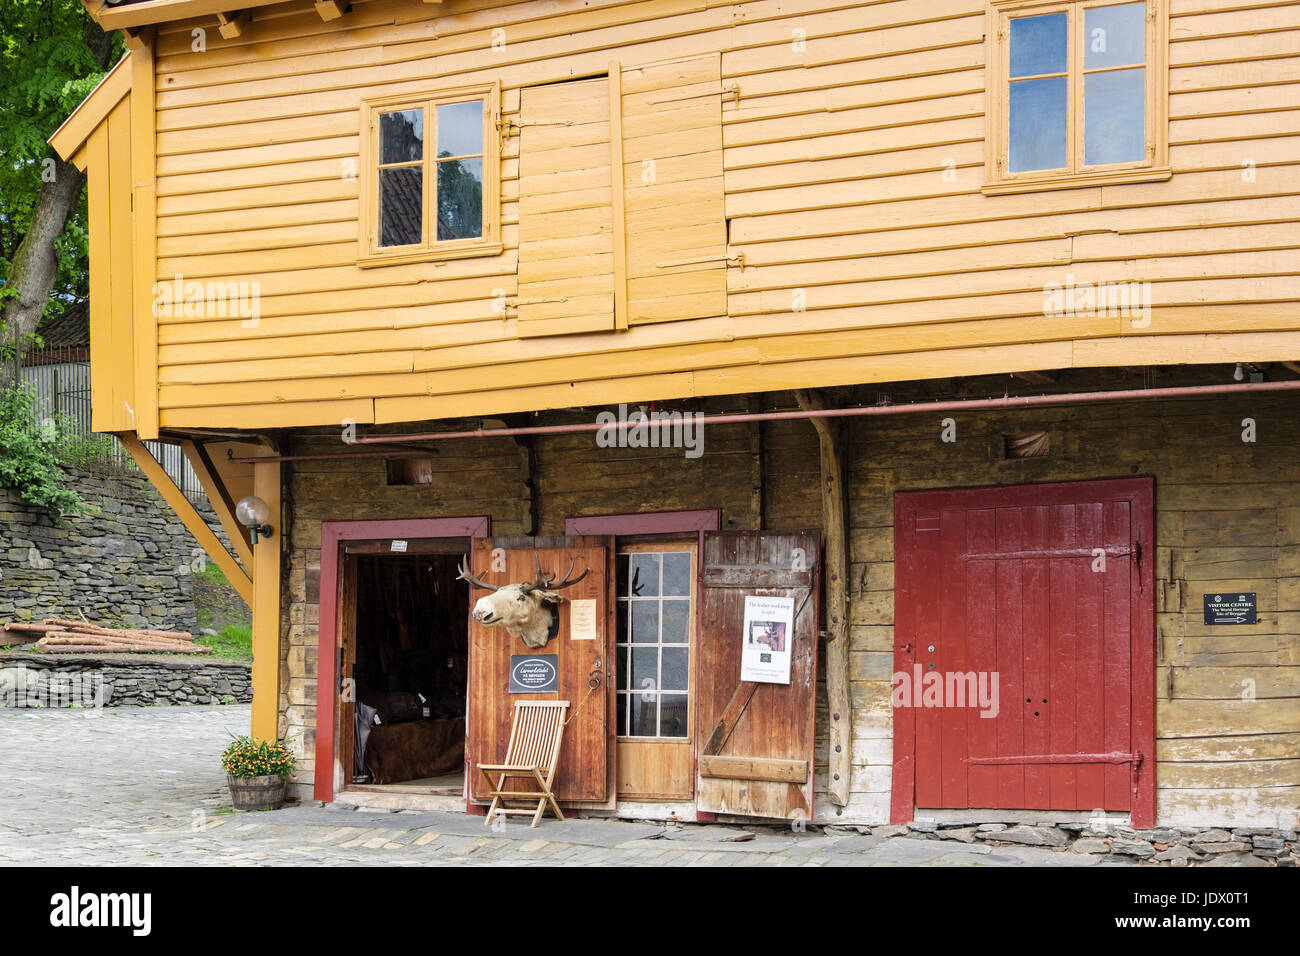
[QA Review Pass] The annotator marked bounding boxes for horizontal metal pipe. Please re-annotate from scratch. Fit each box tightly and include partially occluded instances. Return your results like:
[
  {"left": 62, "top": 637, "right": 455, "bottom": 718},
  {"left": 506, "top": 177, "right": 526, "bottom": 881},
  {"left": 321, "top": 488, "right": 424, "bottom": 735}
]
[{"left": 228, "top": 378, "right": 1300, "bottom": 463}]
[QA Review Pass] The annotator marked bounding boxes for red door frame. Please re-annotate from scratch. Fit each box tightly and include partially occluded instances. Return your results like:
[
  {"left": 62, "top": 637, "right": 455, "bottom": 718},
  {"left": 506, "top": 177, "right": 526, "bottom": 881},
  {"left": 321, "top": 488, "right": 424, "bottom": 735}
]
[
  {"left": 313, "top": 516, "right": 491, "bottom": 802},
  {"left": 890, "top": 477, "right": 1155, "bottom": 828}
]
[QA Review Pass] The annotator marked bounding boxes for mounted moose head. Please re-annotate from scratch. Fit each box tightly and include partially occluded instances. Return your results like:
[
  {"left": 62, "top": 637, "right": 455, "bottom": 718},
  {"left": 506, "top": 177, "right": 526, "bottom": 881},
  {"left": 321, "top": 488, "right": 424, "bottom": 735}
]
[{"left": 457, "top": 554, "right": 590, "bottom": 648}]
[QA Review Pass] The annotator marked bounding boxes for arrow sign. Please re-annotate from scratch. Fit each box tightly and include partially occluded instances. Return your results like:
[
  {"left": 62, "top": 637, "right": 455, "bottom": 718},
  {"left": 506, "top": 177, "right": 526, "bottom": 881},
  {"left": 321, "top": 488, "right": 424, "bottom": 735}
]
[{"left": 1203, "top": 593, "right": 1257, "bottom": 626}]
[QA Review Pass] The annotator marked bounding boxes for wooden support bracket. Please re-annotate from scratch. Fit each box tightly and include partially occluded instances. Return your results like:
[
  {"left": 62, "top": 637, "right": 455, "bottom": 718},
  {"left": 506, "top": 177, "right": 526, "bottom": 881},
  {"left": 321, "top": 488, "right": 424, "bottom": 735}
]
[
  {"left": 216, "top": 10, "right": 251, "bottom": 38},
  {"left": 314, "top": 0, "right": 349, "bottom": 21},
  {"left": 120, "top": 434, "right": 252, "bottom": 605}
]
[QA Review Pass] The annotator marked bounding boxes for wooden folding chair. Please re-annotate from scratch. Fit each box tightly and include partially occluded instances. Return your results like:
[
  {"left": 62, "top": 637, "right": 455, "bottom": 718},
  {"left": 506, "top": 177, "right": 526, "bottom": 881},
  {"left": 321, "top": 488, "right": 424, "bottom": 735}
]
[{"left": 478, "top": 700, "right": 570, "bottom": 828}]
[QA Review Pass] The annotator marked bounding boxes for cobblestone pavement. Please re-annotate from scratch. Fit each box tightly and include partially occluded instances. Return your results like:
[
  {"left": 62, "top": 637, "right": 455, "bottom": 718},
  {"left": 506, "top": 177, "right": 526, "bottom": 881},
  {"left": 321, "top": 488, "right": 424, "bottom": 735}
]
[{"left": 0, "top": 705, "right": 1117, "bottom": 866}]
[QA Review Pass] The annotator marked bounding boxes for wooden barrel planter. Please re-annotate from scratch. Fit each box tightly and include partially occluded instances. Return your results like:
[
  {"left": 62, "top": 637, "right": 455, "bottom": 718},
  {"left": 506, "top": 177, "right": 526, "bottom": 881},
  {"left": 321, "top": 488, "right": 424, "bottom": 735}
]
[{"left": 227, "top": 774, "right": 285, "bottom": 811}]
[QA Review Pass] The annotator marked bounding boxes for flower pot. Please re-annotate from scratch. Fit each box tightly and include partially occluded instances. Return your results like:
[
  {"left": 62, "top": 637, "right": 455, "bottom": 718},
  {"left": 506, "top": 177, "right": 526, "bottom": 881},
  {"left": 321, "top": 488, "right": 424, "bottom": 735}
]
[{"left": 227, "top": 773, "right": 285, "bottom": 811}]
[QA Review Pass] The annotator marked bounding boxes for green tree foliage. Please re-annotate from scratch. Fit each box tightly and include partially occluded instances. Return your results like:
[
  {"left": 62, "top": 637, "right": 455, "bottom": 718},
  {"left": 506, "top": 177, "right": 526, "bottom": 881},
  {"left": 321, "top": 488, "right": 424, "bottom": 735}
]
[
  {"left": 0, "top": 380, "right": 83, "bottom": 520},
  {"left": 0, "top": 0, "right": 120, "bottom": 323}
]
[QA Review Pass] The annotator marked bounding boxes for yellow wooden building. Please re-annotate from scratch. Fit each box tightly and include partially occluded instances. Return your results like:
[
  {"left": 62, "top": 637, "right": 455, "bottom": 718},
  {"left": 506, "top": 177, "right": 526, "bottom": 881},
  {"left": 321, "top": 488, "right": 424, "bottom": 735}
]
[{"left": 49, "top": 0, "right": 1299, "bottom": 831}]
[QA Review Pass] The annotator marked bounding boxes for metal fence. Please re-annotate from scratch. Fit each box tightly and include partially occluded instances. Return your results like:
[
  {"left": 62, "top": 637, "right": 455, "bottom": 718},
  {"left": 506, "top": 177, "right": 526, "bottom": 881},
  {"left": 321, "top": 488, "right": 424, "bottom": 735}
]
[{"left": 17, "top": 359, "right": 206, "bottom": 503}]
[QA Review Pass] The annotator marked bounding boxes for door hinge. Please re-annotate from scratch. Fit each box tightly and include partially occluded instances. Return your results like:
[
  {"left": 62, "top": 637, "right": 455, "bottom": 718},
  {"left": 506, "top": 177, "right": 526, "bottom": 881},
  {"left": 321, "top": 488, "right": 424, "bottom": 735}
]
[
  {"left": 646, "top": 82, "right": 740, "bottom": 107},
  {"left": 656, "top": 250, "right": 744, "bottom": 271}
]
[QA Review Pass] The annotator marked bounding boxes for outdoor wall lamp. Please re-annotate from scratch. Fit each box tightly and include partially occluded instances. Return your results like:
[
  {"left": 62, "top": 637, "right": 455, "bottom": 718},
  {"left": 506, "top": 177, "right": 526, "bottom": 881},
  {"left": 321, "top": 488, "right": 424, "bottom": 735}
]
[{"left": 235, "top": 495, "right": 274, "bottom": 544}]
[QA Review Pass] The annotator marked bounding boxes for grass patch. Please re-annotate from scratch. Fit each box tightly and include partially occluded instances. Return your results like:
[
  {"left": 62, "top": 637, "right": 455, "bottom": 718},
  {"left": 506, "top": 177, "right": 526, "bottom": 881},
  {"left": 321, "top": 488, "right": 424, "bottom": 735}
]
[{"left": 196, "top": 624, "right": 252, "bottom": 661}]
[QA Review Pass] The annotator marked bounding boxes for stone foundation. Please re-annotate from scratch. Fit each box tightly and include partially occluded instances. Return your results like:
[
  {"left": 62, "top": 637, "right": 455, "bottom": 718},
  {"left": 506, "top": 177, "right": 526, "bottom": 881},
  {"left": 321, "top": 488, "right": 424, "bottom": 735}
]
[
  {"left": 893, "top": 820, "right": 1296, "bottom": 867},
  {"left": 0, "top": 652, "right": 252, "bottom": 708}
]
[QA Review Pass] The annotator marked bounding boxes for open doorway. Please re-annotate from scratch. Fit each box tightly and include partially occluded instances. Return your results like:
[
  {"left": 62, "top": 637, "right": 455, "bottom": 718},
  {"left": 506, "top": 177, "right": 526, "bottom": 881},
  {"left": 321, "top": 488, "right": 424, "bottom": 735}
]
[{"left": 343, "top": 546, "right": 469, "bottom": 795}]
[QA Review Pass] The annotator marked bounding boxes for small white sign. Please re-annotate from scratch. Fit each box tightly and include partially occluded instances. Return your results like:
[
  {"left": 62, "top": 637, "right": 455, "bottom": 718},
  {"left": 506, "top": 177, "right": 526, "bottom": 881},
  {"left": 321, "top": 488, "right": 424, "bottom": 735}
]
[
  {"left": 740, "top": 594, "right": 795, "bottom": 685},
  {"left": 569, "top": 599, "right": 597, "bottom": 640},
  {"left": 390, "top": 540, "right": 408, "bottom": 553}
]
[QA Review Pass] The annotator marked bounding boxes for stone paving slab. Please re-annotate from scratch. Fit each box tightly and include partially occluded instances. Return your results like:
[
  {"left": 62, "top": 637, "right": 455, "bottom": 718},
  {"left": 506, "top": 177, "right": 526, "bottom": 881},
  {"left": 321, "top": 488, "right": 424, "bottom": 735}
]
[{"left": 0, "top": 705, "right": 1100, "bottom": 867}]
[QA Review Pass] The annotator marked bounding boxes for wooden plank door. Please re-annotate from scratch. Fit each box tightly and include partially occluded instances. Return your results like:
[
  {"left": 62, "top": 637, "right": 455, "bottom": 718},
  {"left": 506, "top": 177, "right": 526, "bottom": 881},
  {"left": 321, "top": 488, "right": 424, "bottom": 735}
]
[
  {"left": 892, "top": 478, "right": 1155, "bottom": 827},
  {"left": 466, "top": 537, "right": 611, "bottom": 803},
  {"left": 694, "top": 531, "right": 820, "bottom": 820}
]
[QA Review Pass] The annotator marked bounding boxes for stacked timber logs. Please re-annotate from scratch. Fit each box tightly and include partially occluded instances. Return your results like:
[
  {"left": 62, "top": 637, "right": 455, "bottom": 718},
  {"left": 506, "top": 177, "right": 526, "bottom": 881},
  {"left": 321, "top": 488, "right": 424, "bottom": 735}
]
[{"left": 2, "top": 618, "right": 212, "bottom": 654}]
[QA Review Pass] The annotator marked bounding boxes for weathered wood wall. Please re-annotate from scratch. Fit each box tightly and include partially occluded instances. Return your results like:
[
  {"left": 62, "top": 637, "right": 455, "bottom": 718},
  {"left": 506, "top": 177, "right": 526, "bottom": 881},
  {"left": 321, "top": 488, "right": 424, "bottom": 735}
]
[
  {"left": 279, "top": 389, "right": 1299, "bottom": 827},
  {"left": 130, "top": 0, "right": 1300, "bottom": 430}
]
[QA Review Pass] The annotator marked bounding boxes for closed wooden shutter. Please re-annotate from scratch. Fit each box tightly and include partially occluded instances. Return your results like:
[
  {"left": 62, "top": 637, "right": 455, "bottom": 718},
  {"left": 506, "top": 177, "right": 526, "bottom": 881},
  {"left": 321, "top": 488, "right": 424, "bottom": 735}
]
[
  {"left": 515, "top": 78, "right": 616, "bottom": 338},
  {"left": 620, "top": 54, "right": 727, "bottom": 326}
]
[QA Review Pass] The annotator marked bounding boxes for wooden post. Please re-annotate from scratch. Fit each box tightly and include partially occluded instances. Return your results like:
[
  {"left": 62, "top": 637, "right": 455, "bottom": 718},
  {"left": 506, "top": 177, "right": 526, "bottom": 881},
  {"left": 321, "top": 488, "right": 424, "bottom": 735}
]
[
  {"left": 793, "top": 389, "right": 852, "bottom": 808},
  {"left": 250, "top": 457, "right": 282, "bottom": 744}
]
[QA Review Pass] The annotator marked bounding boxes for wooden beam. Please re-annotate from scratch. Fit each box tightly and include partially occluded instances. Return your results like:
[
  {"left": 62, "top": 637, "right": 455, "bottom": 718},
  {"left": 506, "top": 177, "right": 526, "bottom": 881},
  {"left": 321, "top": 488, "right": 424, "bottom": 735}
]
[
  {"left": 703, "top": 681, "right": 758, "bottom": 755},
  {"left": 250, "top": 457, "right": 282, "bottom": 742},
  {"left": 119, "top": 434, "right": 252, "bottom": 605},
  {"left": 216, "top": 10, "right": 250, "bottom": 38},
  {"left": 314, "top": 0, "right": 349, "bottom": 21},
  {"left": 1011, "top": 370, "right": 1058, "bottom": 385},
  {"left": 181, "top": 438, "right": 253, "bottom": 568},
  {"left": 794, "top": 388, "right": 852, "bottom": 807},
  {"left": 699, "top": 755, "right": 809, "bottom": 784}
]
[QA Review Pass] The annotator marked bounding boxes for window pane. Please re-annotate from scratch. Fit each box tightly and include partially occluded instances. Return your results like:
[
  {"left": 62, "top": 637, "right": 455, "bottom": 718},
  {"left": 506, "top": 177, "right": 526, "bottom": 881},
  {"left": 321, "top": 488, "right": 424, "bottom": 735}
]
[
  {"left": 661, "top": 647, "right": 688, "bottom": 691},
  {"left": 627, "top": 693, "right": 656, "bottom": 736},
  {"left": 615, "top": 645, "right": 627, "bottom": 691},
  {"left": 630, "top": 554, "right": 660, "bottom": 596},
  {"left": 616, "top": 554, "right": 629, "bottom": 596},
  {"left": 630, "top": 646, "right": 658, "bottom": 692},
  {"left": 661, "top": 599, "right": 690, "bottom": 643},
  {"left": 437, "top": 99, "right": 484, "bottom": 158},
  {"left": 1085, "top": 68, "right": 1145, "bottom": 165},
  {"left": 662, "top": 552, "right": 691, "bottom": 596},
  {"left": 1086, "top": 2, "right": 1146, "bottom": 69},
  {"left": 659, "top": 694, "right": 688, "bottom": 738},
  {"left": 616, "top": 693, "right": 628, "bottom": 736},
  {"left": 616, "top": 598, "right": 629, "bottom": 642},
  {"left": 1009, "top": 13, "right": 1067, "bottom": 78},
  {"left": 1008, "top": 76, "right": 1067, "bottom": 172},
  {"left": 378, "top": 167, "right": 422, "bottom": 247},
  {"left": 631, "top": 600, "right": 658, "bottom": 643},
  {"left": 379, "top": 109, "right": 423, "bottom": 164},
  {"left": 436, "top": 157, "right": 483, "bottom": 240}
]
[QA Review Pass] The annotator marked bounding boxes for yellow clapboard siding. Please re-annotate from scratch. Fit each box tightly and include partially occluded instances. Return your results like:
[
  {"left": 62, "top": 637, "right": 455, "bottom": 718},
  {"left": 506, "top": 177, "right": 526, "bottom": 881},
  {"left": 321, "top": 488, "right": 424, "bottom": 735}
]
[{"left": 46, "top": 0, "right": 1300, "bottom": 448}]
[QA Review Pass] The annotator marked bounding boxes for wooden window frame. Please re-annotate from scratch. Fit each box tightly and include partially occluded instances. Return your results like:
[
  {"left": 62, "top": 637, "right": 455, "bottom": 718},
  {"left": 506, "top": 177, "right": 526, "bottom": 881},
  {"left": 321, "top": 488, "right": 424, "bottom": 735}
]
[
  {"left": 615, "top": 541, "right": 698, "bottom": 742},
  {"left": 357, "top": 83, "right": 502, "bottom": 267},
  {"left": 984, "top": 0, "right": 1170, "bottom": 195}
]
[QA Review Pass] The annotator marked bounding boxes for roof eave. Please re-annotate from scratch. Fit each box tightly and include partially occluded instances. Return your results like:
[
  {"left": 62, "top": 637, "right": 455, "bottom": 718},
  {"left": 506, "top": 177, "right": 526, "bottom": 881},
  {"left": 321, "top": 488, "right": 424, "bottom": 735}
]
[
  {"left": 86, "top": 0, "right": 287, "bottom": 31},
  {"left": 48, "top": 53, "right": 133, "bottom": 164}
]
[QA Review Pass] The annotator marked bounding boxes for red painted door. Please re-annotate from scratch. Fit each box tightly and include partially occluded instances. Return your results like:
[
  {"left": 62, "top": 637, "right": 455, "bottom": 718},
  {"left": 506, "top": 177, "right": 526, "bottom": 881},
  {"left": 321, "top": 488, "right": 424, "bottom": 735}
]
[{"left": 892, "top": 478, "right": 1154, "bottom": 827}]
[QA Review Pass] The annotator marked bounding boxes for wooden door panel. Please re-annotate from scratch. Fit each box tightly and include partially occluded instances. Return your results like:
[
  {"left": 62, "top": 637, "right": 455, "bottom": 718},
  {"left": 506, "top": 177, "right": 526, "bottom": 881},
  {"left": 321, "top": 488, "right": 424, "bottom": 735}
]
[
  {"left": 695, "top": 531, "right": 819, "bottom": 820},
  {"left": 893, "top": 478, "right": 1155, "bottom": 827},
  {"left": 467, "top": 537, "right": 609, "bottom": 803}
]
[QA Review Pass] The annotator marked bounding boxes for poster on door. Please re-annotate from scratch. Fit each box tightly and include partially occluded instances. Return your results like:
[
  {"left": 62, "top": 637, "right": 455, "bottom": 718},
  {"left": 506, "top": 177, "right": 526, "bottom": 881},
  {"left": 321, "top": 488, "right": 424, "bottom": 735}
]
[{"left": 740, "top": 595, "right": 795, "bottom": 684}]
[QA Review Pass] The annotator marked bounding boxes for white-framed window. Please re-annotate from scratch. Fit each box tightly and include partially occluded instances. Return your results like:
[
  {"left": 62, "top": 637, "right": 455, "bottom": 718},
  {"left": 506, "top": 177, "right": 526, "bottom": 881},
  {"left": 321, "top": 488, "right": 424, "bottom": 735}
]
[
  {"left": 358, "top": 83, "right": 501, "bottom": 265},
  {"left": 615, "top": 547, "right": 694, "bottom": 739},
  {"left": 985, "top": 0, "right": 1169, "bottom": 194}
]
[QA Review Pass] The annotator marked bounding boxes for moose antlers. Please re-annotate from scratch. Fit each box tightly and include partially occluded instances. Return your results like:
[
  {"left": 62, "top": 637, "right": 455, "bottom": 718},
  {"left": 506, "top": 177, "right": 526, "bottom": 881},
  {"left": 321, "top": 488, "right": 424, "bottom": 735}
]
[
  {"left": 522, "top": 553, "right": 590, "bottom": 593},
  {"left": 456, "top": 553, "right": 590, "bottom": 592},
  {"left": 456, "top": 556, "right": 500, "bottom": 591}
]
